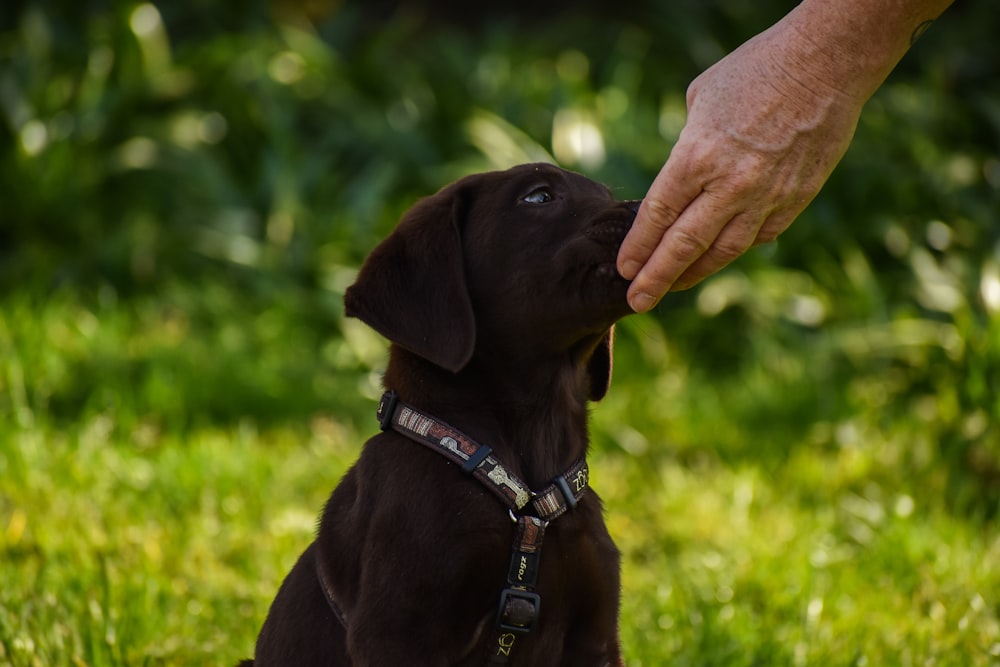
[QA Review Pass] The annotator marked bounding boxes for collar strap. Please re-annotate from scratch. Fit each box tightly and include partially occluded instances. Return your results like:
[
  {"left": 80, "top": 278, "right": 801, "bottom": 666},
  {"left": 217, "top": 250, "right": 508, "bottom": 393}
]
[{"left": 376, "top": 390, "right": 588, "bottom": 522}]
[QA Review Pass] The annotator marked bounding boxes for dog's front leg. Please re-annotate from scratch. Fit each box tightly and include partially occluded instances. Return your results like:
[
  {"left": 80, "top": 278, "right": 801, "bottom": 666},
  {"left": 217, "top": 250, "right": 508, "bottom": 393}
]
[{"left": 253, "top": 543, "right": 349, "bottom": 666}]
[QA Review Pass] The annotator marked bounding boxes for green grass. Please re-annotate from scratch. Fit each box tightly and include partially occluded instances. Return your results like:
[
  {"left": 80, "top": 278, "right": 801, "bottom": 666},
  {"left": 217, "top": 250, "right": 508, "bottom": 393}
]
[
  {"left": 2, "top": 285, "right": 998, "bottom": 666},
  {"left": 2, "top": 1, "right": 998, "bottom": 664}
]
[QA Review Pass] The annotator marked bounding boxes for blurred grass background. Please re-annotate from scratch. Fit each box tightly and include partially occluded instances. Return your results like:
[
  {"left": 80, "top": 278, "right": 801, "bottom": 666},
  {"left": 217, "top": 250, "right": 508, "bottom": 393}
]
[{"left": 1, "top": 0, "right": 998, "bottom": 664}]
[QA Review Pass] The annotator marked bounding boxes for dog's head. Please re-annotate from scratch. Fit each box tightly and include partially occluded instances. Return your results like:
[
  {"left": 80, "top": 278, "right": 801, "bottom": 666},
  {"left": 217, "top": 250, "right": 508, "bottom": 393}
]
[{"left": 344, "top": 163, "right": 639, "bottom": 400}]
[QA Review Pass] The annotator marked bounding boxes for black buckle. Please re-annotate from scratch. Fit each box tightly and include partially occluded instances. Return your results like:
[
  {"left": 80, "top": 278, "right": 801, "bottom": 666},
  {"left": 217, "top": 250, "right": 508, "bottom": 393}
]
[
  {"left": 496, "top": 588, "right": 541, "bottom": 634},
  {"left": 377, "top": 391, "right": 398, "bottom": 431},
  {"left": 461, "top": 445, "right": 493, "bottom": 474},
  {"left": 552, "top": 474, "right": 579, "bottom": 511}
]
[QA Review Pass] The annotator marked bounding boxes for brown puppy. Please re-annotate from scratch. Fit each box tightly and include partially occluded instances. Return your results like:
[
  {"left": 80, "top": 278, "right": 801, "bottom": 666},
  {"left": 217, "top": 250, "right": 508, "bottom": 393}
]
[{"left": 244, "top": 163, "right": 639, "bottom": 666}]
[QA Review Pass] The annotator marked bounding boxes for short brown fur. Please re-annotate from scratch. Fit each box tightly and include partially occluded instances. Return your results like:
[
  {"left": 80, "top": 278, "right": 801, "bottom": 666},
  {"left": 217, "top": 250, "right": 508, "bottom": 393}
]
[{"left": 243, "top": 163, "right": 639, "bottom": 666}]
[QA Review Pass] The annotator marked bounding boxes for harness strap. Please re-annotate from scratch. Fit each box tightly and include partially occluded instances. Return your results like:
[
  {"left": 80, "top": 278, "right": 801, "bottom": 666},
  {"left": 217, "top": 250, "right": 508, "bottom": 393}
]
[
  {"left": 488, "top": 515, "right": 546, "bottom": 664},
  {"left": 377, "top": 391, "right": 588, "bottom": 520},
  {"left": 319, "top": 391, "right": 589, "bottom": 665}
]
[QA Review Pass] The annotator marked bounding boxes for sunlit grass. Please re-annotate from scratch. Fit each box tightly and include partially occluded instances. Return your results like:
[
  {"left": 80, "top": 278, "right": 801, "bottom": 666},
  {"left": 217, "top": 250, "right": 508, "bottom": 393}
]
[
  {"left": 2, "top": 1, "right": 997, "bottom": 664},
  {"left": 2, "top": 288, "right": 998, "bottom": 666},
  {"left": 601, "top": 448, "right": 1000, "bottom": 665}
]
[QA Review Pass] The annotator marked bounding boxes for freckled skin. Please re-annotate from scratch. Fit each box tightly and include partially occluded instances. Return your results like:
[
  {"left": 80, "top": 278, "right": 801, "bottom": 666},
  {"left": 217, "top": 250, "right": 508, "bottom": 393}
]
[{"left": 618, "top": 0, "right": 954, "bottom": 308}]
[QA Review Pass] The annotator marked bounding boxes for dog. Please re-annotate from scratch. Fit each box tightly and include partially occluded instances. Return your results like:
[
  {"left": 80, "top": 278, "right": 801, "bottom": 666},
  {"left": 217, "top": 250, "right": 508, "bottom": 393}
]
[{"left": 242, "top": 163, "right": 640, "bottom": 666}]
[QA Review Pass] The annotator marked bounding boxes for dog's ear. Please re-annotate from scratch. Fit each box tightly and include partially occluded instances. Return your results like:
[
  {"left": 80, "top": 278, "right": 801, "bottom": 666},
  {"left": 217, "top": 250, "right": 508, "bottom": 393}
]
[
  {"left": 344, "top": 183, "right": 475, "bottom": 374},
  {"left": 587, "top": 327, "right": 614, "bottom": 401}
]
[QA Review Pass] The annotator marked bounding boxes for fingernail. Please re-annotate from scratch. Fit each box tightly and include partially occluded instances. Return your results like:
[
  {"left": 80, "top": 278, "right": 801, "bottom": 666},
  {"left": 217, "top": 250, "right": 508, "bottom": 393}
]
[
  {"left": 628, "top": 291, "right": 656, "bottom": 312},
  {"left": 619, "top": 260, "right": 640, "bottom": 280}
]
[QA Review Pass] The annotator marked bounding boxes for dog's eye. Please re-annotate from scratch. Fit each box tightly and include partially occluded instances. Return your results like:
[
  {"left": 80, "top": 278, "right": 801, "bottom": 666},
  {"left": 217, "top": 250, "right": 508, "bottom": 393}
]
[{"left": 522, "top": 188, "right": 553, "bottom": 204}]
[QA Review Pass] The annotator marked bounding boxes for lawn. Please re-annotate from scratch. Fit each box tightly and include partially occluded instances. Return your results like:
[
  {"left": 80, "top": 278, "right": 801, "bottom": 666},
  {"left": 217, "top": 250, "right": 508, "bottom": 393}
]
[
  {"left": 2, "top": 281, "right": 998, "bottom": 665},
  {"left": 2, "top": 2, "right": 998, "bottom": 665}
]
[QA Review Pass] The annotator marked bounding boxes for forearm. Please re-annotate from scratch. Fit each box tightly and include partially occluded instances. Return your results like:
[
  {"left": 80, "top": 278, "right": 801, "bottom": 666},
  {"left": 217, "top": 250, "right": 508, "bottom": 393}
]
[
  {"left": 618, "top": 0, "right": 956, "bottom": 306},
  {"left": 764, "top": 0, "right": 954, "bottom": 104}
]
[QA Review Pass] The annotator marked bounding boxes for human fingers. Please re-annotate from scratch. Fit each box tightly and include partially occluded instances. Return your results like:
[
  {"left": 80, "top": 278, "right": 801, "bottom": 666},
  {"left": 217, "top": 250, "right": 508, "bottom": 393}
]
[
  {"left": 624, "top": 189, "right": 742, "bottom": 311},
  {"left": 669, "top": 205, "right": 800, "bottom": 291},
  {"left": 617, "top": 150, "right": 705, "bottom": 283}
]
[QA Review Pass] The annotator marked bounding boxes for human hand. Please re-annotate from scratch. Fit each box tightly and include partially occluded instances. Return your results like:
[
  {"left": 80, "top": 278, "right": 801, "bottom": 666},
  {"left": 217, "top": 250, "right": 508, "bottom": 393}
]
[{"left": 617, "top": 24, "right": 864, "bottom": 312}]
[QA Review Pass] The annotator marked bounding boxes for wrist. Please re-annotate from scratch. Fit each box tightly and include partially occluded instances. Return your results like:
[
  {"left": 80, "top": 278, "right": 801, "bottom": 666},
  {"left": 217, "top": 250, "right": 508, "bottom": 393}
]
[{"left": 770, "top": 0, "right": 953, "bottom": 104}]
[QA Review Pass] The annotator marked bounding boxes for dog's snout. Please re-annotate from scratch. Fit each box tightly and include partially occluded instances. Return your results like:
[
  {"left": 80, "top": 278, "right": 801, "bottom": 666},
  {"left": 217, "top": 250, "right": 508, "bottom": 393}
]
[{"left": 625, "top": 199, "right": 642, "bottom": 215}]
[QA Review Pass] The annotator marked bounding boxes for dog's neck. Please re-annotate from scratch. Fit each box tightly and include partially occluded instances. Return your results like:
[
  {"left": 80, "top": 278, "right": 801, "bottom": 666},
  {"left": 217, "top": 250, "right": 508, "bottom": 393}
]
[{"left": 382, "top": 346, "right": 592, "bottom": 490}]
